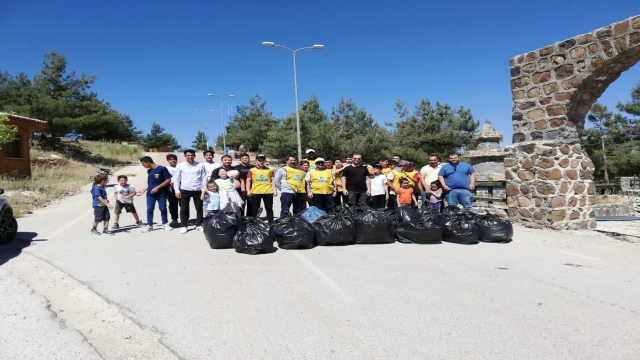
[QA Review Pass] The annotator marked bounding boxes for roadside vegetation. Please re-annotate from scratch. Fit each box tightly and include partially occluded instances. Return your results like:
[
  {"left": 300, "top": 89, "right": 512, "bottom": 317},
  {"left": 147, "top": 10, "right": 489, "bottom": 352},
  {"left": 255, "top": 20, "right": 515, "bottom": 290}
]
[{"left": 1, "top": 140, "right": 141, "bottom": 217}]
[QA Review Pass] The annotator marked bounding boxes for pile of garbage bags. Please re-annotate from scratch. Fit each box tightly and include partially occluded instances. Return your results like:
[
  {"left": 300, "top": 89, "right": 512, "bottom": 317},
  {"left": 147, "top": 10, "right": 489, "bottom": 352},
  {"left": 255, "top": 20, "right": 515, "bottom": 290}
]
[{"left": 203, "top": 204, "right": 514, "bottom": 255}]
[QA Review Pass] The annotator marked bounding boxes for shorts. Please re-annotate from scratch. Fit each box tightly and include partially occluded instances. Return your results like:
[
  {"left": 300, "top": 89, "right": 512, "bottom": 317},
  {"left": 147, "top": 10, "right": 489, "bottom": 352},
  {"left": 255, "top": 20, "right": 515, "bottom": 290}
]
[
  {"left": 93, "top": 206, "right": 111, "bottom": 222},
  {"left": 115, "top": 202, "right": 137, "bottom": 214}
]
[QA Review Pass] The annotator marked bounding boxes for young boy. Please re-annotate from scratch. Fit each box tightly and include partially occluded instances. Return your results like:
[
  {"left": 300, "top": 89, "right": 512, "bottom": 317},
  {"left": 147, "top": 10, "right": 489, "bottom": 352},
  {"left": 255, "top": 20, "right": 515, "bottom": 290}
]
[
  {"left": 166, "top": 154, "right": 180, "bottom": 226},
  {"left": 370, "top": 164, "right": 388, "bottom": 209},
  {"left": 91, "top": 175, "right": 114, "bottom": 235},
  {"left": 396, "top": 178, "right": 417, "bottom": 208},
  {"left": 112, "top": 175, "right": 142, "bottom": 229}
]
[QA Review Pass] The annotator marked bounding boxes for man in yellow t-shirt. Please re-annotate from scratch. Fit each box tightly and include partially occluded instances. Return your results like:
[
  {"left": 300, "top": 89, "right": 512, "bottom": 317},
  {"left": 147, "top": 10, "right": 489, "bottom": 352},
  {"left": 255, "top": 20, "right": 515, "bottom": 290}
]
[
  {"left": 274, "top": 155, "right": 306, "bottom": 217},
  {"left": 306, "top": 158, "right": 336, "bottom": 213},
  {"left": 247, "top": 154, "right": 277, "bottom": 223}
]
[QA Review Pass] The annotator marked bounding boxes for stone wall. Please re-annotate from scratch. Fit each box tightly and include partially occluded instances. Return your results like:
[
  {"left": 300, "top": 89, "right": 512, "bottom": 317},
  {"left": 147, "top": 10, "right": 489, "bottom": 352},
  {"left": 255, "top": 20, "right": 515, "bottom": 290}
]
[
  {"left": 504, "top": 142, "right": 596, "bottom": 230},
  {"left": 506, "top": 15, "right": 640, "bottom": 230},
  {"left": 591, "top": 197, "right": 636, "bottom": 217}
]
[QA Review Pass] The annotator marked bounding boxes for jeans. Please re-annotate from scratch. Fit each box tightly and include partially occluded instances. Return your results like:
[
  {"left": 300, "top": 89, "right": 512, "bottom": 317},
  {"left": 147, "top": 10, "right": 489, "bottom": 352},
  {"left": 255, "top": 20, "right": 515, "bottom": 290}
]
[
  {"left": 179, "top": 189, "right": 203, "bottom": 227},
  {"left": 146, "top": 192, "right": 168, "bottom": 226},
  {"left": 445, "top": 189, "right": 474, "bottom": 210},
  {"left": 347, "top": 191, "right": 368, "bottom": 206},
  {"left": 312, "top": 194, "right": 335, "bottom": 213},
  {"left": 251, "top": 194, "right": 274, "bottom": 223},
  {"left": 387, "top": 194, "right": 398, "bottom": 209},
  {"left": 371, "top": 195, "right": 386, "bottom": 209},
  {"left": 168, "top": 191, "right": 179, "bottom": 221},
  {"left": 421, "top": 190, "right": 427, "bottom": 204},
  {"left": 280, "top": 192, "right": 305, "bottom": 217}
]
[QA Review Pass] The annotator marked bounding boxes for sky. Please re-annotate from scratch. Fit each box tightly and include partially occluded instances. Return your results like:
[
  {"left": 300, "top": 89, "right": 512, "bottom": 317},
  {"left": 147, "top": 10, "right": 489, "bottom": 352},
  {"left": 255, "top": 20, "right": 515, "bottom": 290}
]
[{"left": 3, "top": 0, "right": 640, "bottom": 150}]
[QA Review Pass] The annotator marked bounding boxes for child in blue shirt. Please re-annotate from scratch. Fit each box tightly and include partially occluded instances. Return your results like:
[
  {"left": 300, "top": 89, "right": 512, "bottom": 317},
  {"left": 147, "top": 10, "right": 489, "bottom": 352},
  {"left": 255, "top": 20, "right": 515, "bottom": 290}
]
[
  {"left": 91, "top": 175, "right": 114, "bottom": 235},
  {"left": 200, "top": 180, "right": 220, "bottom": 217}
]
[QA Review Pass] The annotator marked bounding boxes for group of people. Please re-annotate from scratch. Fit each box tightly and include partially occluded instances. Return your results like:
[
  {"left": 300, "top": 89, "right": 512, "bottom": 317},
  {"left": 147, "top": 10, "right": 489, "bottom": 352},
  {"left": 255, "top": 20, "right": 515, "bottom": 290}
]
[{"left": 89, "top": 148, "right": 477, "bottom": 235}]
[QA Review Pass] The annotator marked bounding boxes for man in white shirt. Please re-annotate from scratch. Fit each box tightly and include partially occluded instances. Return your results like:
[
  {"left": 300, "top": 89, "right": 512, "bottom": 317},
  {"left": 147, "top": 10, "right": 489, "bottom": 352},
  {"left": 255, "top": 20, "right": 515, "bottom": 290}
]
[
  {"left": 173, "top": 149, "right": 208, "bottom": 233},
  {"left": 419, "top": 154, "right": 443, "bottom": 204},
  {"left": 165, "top": 153, "right": 179, "bottom": 226},
  {"left": 202, "top": 149, "right": 221, "bottom": 180}
]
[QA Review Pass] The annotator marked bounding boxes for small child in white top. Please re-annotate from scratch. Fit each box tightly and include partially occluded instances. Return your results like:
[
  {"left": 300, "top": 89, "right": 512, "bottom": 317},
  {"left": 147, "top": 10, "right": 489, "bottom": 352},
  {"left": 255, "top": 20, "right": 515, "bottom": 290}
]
[
  {"left": 201, "top": 180, "right": 220, "bottom": 217},
  {"left": 370, "top": 165, "right": 389, "bottom": 209},
  {"left": 429, "top": 181, "right": 443, "bottom": 211}
]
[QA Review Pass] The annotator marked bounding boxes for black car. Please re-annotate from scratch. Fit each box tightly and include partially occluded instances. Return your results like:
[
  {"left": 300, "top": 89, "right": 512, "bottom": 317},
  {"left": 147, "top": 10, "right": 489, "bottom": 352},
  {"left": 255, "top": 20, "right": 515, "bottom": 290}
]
[{"left": 0, "top": 188, "right": 18, "bottom": 244}]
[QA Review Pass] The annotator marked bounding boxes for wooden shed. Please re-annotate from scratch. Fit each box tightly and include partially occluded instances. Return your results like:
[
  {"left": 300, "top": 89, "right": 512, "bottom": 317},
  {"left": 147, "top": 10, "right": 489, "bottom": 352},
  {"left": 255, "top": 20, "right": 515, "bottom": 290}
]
[{"left": 0, "top": 113, "right": 48, "bottom": 176}]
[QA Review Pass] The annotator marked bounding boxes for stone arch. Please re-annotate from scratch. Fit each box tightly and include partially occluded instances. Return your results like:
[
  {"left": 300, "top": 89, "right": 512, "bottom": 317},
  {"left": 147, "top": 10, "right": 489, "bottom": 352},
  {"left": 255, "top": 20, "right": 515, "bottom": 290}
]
[{"left": 505, "top": 15, "right": 640, "bottom": 230}]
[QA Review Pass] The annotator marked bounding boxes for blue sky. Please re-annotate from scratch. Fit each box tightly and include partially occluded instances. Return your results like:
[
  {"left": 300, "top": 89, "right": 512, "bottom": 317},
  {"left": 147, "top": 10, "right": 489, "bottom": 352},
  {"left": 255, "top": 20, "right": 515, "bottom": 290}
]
[{"left": 3, "top": 1, "right": 640, "bottom": 149}]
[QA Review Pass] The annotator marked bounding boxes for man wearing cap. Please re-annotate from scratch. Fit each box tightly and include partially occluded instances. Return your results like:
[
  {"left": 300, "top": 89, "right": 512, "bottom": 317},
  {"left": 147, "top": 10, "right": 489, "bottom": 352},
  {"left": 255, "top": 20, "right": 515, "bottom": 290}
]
[
  {"left": 304, "top": 149, "right": 318, "bottom": 170},
  {"left": 246, "top": 154, "right": 277, "bottom": 223},
  {"left": 306, "top": 157, "right": 336, "bottom": 213},
  {"left": 386, "top": 160, "right": 410, "bottom": 209},
  {"left": 274, "top": 155, "right": 306, "bottom": 217}
]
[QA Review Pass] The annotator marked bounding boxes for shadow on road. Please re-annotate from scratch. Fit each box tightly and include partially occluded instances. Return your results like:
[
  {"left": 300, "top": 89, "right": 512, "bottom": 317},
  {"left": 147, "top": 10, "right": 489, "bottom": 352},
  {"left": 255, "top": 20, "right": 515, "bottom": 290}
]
[{"left": 0, "top": 232, "right": 46, "bottom": 267}]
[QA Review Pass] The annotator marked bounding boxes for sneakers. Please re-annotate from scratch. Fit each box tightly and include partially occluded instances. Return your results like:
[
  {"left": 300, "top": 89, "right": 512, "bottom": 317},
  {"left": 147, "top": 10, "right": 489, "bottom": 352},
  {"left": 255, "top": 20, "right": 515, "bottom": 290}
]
[
  {"left": 169, "top": 220, "right": 179, "bottom": 227},
  {"left": 102, "top": 229, "right": 114, "bottom": 236},
  {"left": 90, "top": 228, "right": 101, "bottom": 235},
  {"left": 112, "top": 223, "right": 120, "bottom": 230},
  {"left": 142, "top": 225, "right": 153, "bottom": 233},
  {"left": 135, "top": 221, "right": 143, "bottom": 227},
  {"left": 164, "top": 224, "right": 173, "bottom": 231},
  {"left": 196, "top": 226, "right": 203, "bottom": 232},
  {"left": 180, "top": 227, "right": 188, "bottom": 234}
]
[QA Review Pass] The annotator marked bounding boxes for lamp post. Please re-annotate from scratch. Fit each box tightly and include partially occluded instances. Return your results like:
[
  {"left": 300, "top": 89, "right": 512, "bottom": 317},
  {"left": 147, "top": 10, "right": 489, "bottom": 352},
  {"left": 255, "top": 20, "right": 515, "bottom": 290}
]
[
  {"left": 193, "top": 109, "right": 213, "bottom": 149},
  {"left": 262, "top": 41, "right": 324, "bottom": 161},
  {"left": 207, "top": 94, "right": 234, "bottom": 154}
]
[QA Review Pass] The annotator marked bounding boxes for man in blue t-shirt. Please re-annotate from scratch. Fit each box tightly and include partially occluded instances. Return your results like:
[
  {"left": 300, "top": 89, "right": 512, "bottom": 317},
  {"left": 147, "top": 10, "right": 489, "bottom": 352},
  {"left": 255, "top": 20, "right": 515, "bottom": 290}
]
[
  {"left": 137, "top": 156, "right": 172, "bottom": 232},
  {"left": 438, "top": 153, "right": 476, "bottom": 210}
]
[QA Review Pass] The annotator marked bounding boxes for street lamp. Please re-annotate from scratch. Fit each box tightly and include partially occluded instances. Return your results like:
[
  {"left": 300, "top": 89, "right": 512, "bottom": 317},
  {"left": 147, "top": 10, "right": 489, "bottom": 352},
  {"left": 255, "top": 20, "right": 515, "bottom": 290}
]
[
  {"left": 262, "top": 41, "right": 324, "bottom": 161},
  {"left": 207, "top": 94, "right": 235, "bottom": 154},
  {"left": 194, "top": 109, "right": 213, "bottom": 149}
]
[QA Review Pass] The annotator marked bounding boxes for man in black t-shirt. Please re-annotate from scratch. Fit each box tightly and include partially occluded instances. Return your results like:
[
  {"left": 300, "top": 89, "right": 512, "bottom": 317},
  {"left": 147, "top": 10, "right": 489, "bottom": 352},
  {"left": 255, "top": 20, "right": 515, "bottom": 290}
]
[
  {"left": 340, "top": 153, "right": 371, "bottom": 206},
  {"left": 210, "top": 155, "right": 234, "bottom": 180},
  {"left": 233, "top": 153, "right": 255, "bottom": 216}
]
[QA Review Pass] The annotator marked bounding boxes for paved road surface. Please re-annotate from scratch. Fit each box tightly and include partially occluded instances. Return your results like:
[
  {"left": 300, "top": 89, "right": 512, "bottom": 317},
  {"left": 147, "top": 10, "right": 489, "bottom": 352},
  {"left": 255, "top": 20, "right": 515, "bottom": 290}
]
[{"left": 2, "top": 152, "right": 640, "bottom": 359}]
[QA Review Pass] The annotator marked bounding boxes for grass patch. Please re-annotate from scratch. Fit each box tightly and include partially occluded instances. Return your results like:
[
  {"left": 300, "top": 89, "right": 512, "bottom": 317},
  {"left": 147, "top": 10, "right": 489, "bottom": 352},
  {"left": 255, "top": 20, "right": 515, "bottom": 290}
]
[{"left": 1, "top": 140, "right": 142, "bottom": 217}]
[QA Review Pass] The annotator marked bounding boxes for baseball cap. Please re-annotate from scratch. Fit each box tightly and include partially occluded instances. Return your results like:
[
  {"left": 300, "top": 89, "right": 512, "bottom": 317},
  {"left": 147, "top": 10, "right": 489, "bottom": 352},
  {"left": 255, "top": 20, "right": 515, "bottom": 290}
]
[
  {"left": 407, "top": 161, "right": 415, "bottom": 167},
  {"left": 398, "top": 160, "right": 408, "bottom": 166},
  {"left": 315, "top": 157, "right": 325, "bottom": 163},
  {"left": 305, "top": 149, "right": 315, "bottom": 154},
  {"left": 256, "top": 154, "right": 267, "bottom": 159}
]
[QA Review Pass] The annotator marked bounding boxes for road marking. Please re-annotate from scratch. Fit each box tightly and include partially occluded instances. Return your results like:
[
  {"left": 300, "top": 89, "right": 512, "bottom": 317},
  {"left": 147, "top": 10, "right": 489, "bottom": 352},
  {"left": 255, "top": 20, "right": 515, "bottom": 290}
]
[
  {"left": 291, "top": 251, "right": 355, "bottom": 304},
  {"left": 47, "top": 209, "right": 94, "bottom": 241},
  {"left": 558, "top": 250, "right": 603, "bottom": 262}
]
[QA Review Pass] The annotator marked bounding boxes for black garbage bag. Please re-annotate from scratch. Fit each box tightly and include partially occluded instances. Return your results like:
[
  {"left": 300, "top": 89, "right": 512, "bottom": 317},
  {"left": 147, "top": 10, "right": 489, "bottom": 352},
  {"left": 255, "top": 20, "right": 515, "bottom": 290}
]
[
  {"left": 272, "top": 214, "right": 317, "bottom": 249},
  {"left": 353, "top": 208, "right": 395, "bottom": 244},
  {"left": 417, "top": 206, "right": 444, "bottom": 227},
  {"left": 334, "top": 204, "right": 365, "bottom": 221},
  {"left": 314, "top": 213, "right": 356, "bottom": 246},
  {"left": 395, "top": 207, "right": 442, "bottom": 244},
  {"left": 440, "top": 215, "right": 480, "bottom": 245},
  {"left": 233, "top": 210, "right": 276, "bottom": 255},
  {"left": 203, "top": 211, "right": 240, "bottom": 249},
  {"left": 442, "top": 206, "right": 478, "bottom": 222},
  {"left": 476, "top": 215, "right": 514, "bottom": 243}
]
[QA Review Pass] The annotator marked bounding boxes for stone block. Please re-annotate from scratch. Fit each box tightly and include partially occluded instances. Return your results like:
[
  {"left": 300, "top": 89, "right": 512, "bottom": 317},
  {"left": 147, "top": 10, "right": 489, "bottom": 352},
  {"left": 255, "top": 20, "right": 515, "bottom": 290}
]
[
  {"left": 590, "top": 55, "right": 604, "bottom": 72},
  {"left": 555, "top": 64, "right": 575, "bottom": 79},
  {"left": 518, "top": 170, "right": 535, "bottom": 181},
  {"left": 614, "top": 20, "right": 630, "bottom": 35},
  {"left": 534, "top": 120, "right": 547, "bottom": 130},
  {"left": 538, "top": 58, "right": 550, "bottom": 70},
  {"left": 519, "top": 208, "right": 532, "bottom": 218},
  {"left": 565, "top": 169, "right": 579, "bottom": 180},
  {"left": 517, "top": 196, "right": 532, "bottom": 207},
  {"left": 511, "top": 67, "right": 521, "bottom": 77},
  {"left": 525, "top": 52, "right": 537, "bottom": 62},
  {"left": 630, "top": 33, "right": 640, "bottom": 46},
  {"left": 544, "top": 83, "right": 558, "bottom": 95},
  {"left": 602, "top": 40, "right": 615, "bottom": 57},
  {"left": 536, "top": 184, "right": 556, "bottom": 195},
  {"left": 614, "top": 36, "right": 628, "bottom": 53},
  {"left": 577, "top": 34, "right": 594, "bottom": 44},
  {"left": 523, "top": 63, "right": 535, "bottom": 73},
  {"left": 547, "top": 105, "right": 568, "bottom": 116},
  {"left": 633, "top": 16, "right": 640, "bottom": 29},
  {"left": 550, "top": 196, "right": 566, "bottom": 208},
  {"left": 539, "top": 45, "right": 555, "bottom": 55},
  {"left": 506, "top": 184, "right": 519, "bottom": 196},
  {"left": 539, "top": 97, "right": 553, "bottom": 105},
  {"left": 596, "top": 27, "right": 613, "bottom": 39},
  {"left": 504, "top": 158, "right": 517, "bottom": 167},
  {"left": 555, "top": 93, "right": 573, "bottom": 101},
  {"left": 553, "top": 55, "right": 565, "bottom": 64},
  {"left": 526, "top": 109, "right": 545, "bottom": 120},
  {"left": 536, "top": 157, "right": 555, "bottom": 168},
  {"left": 513, "top": 90, "right": 525, "bottom": 100},
  {"left": 511, "top": 76, "right": 531, "bottom": 89},
  {"left": 533, "top": 72, "right": 552, "bottom": 84},
  {"left": 539, "top": 168, "right": 562, "bottom": 180},
  {"left": 573, "top": 182, "right": 586, "bottom": 194},
  {"left": 527, "top": 87, "right": 541, "bottom": 98},
  {"left": 520, "top": 185, "right": 531, "bottom": 195},
  {"left": 560, "top": 145, "right": 571, "bottom": 154},
  {"left": 558, "top": 158, "right": 570, "bottom": 168},
  {"left": 518, "top": 101, "right": 536, "bottom": 110},
  {"left": 559, "top": 182, "right": 570, "bottom": 194},
  {"left": 570, "top": 46, "right": 585, "bottom": 59},
  {"left": 551, "top": 209, "right": 566, "bottom": 222},
  {"left": 588, "top": 43, "right": 599, "bottom": 54}
]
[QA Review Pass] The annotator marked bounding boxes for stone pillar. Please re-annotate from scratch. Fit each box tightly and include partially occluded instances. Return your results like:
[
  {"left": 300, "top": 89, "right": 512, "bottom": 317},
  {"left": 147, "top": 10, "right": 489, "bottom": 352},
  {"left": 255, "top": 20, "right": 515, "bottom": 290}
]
[
  {"left": 507, "top": 15, "right": 640, "bottom": 230},
  {"left": 466, "top": 124, "right": 505, "bottom": 181},
  {"left": 504, "top": 142, "right": 596, "bottom": 229}
]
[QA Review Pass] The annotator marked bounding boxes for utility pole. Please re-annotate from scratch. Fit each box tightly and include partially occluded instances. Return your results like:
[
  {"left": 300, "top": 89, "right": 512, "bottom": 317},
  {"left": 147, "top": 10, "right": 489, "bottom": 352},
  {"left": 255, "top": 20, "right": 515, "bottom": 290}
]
[{"left": 602, "top": 136, "right": 610, "bottom": 185}]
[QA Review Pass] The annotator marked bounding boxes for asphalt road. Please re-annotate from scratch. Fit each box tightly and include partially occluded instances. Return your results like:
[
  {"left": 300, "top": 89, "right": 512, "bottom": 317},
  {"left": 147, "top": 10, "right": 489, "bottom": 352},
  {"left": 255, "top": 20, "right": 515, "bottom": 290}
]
[{"left": 2, "top": 152, "right": 640, "bottom": 360}]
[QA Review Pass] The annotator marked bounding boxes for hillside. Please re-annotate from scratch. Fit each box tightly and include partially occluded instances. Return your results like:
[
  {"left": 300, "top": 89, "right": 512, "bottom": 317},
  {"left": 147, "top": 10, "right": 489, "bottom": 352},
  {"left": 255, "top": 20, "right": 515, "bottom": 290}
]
[{"left": 1, "top": 139, "right": 142, "bottom": 217}]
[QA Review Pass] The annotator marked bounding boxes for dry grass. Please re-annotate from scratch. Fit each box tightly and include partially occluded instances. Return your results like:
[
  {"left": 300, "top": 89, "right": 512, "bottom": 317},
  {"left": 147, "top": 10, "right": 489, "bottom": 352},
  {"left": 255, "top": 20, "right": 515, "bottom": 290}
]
[{"left": 1, "top": 141, "right": 141, "bottom": 217}]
